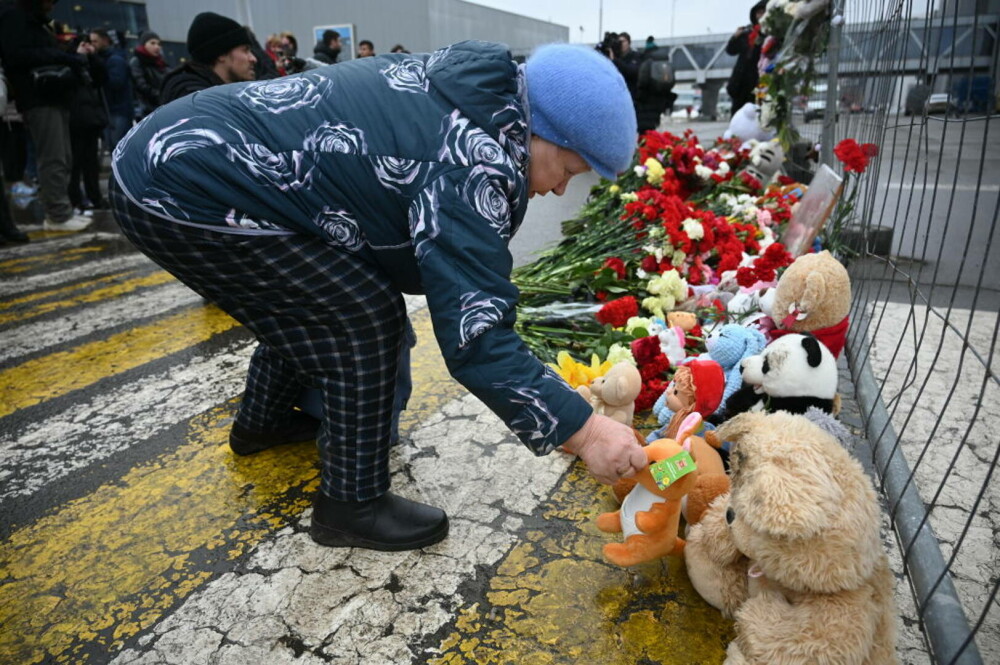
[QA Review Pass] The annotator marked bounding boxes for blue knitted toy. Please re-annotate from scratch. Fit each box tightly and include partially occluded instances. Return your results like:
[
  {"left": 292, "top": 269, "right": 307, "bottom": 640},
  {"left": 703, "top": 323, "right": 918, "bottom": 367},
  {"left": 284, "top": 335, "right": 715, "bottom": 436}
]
[{"left": 706, "top": 324, "right": 767, "bottom": 415}]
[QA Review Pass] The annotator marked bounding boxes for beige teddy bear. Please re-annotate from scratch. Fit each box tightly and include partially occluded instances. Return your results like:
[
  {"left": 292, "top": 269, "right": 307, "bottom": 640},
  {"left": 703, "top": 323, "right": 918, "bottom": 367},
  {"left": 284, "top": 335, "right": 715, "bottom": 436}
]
[
  {"left": 685, "top": 411, "right": 899, "bottom": 665},
  {"left": 576, "top": 361, "right": 642, "bottom": 425},
  {"left": 770, "top": 250, "right": 851, "bottom": 358}
]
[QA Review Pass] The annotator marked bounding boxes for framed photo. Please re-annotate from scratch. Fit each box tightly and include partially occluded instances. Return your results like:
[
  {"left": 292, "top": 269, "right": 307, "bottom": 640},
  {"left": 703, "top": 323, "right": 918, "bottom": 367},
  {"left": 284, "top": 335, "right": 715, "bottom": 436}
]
[
  {"left": 780, "top": 164, "right": 844, "bottom": 257},
  {"left": 312, "top": 23, "right": 355, "bottom": 61}
]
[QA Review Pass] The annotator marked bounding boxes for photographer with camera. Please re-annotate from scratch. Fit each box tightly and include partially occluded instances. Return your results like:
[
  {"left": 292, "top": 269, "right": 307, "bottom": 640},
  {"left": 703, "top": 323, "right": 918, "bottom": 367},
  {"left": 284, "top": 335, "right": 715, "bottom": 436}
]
[{"left": 597, "top": 31, "right": 642, "bottom": 132}]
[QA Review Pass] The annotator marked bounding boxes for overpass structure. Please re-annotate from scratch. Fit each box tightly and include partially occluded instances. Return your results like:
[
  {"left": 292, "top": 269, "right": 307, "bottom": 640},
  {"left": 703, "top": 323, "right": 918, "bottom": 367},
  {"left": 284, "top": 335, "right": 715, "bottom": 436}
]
[{"left": 654, "top": 11, "right": 998, "bottom": 118}]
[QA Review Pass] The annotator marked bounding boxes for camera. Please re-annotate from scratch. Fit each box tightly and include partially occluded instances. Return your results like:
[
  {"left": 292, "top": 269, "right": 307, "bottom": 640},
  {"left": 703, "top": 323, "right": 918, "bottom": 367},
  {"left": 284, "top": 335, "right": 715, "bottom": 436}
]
[{"left": 596, "top": 31, "right": 623, "bottom": 59}]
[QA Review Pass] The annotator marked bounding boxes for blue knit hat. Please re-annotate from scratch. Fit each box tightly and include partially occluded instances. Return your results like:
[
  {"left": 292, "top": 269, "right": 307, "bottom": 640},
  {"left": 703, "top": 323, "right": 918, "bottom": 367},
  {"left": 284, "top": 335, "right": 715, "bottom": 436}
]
[{"left": 526, "top": 44, "right": 637, "bottom": 180}]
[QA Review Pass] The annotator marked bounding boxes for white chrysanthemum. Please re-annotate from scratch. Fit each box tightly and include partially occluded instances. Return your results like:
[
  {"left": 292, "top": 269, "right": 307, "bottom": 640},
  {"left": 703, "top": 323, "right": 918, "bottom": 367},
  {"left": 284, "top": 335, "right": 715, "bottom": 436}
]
[
  {"left": 607, "top": 343, "right": 637, "bottom": 366},
  {"left": 694, "top": 164, "right": 714, "bottom": 180},
  {"left": 717, "top": 162, "right": 731, "bottom": 175}
]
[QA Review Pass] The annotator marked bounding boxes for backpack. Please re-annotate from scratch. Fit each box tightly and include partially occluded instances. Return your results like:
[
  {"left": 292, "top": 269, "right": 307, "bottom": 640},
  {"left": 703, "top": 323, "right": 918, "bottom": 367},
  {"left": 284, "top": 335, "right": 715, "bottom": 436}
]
[{"left": 638, "top": 53, "right": 675, "bottom": 96}]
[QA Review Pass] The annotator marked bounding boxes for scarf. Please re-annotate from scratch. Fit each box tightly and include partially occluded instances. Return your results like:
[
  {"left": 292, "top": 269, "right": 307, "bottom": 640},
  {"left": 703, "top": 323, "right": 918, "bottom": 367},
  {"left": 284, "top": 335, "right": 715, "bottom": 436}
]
[{"left": 136, "top": 45, "right": 167, "bottom": 71}]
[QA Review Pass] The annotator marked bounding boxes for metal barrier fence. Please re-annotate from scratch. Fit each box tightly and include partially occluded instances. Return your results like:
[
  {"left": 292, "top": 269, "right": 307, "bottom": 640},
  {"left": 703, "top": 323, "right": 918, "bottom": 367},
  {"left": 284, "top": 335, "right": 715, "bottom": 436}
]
[{"left": 807, "top": 1, "right": 999, "bottom": 663}]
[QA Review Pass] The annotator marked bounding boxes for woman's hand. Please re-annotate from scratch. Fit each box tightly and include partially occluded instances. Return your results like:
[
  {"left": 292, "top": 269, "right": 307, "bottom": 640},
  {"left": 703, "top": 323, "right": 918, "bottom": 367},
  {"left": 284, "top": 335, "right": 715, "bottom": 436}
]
[{"left": 563, "top": 414, "right": 647, "bottom": 485}]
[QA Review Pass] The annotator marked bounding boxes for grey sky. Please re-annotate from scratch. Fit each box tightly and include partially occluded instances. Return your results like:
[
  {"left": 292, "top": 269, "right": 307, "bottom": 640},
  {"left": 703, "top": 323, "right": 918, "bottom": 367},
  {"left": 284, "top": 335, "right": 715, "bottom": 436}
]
[{"left": 467, "top": 0, "right": 753, "bottom": 44}]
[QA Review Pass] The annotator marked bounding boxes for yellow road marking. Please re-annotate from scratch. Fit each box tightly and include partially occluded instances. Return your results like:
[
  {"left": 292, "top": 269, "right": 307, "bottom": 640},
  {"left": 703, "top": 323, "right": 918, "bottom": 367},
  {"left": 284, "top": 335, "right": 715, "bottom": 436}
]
[
  {"left": 0, "top": 246, "right": 105, "bottom": 275},
  {"left": 0, "top": 305, "right": 240, "bottom": 418},
  {"left": 0, "top": 308, "right": 460, "bottom": 664},
  {"left": 429, "top": 464, "right": 733, "bottom": 664},
  {"left": 0, "top": 271, "right": 177, "bottom": 326},
  {"left": 0, "top": 270, "right": 137, "bottom": 312}
]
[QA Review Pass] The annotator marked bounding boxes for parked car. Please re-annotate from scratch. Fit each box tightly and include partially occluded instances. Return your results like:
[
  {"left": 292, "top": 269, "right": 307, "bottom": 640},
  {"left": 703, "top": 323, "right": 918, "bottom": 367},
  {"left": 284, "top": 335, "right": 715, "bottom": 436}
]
[{"left": 925, "top": 93, "right": 951, "bottom": 114}]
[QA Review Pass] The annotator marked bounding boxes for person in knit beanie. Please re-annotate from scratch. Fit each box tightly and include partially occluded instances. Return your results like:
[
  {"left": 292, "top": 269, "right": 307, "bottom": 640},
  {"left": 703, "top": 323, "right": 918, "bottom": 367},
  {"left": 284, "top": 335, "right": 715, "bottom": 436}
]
[
  {"left": 110, "top": 40, "right": 643, "bottom": 553},
  {"left": 160, "top": 11, "right": 256, "bottom": 105},
  {"left": 129, "top": 30, "right": 169, "bottom": 117}
]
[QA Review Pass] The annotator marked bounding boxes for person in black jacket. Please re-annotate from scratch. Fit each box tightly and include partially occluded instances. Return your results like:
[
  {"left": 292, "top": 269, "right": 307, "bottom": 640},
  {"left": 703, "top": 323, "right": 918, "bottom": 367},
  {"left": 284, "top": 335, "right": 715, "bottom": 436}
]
[
  {"left": 634, "top": 44, "right": 677, "bottom": 133},
  {"left": 90, "top": 28, "right": 132, "bottom": 152},
  {"left": 129, "top": 31, "right": 168, "bottom": 119},
  {"left": 725, "top": 0, "right": 767, "bottom": 117},
  {"left": 312, "top": 29, "right": 342, "bottom": 64},
  {"left": 160, "top": 12, "right": 257, "bottom": 106},
  {"left": 0, "top": 0, "right": 93, "bottom": 231},
  {"left": 68, "top": 32, "right": 108, "bottom": 211}
]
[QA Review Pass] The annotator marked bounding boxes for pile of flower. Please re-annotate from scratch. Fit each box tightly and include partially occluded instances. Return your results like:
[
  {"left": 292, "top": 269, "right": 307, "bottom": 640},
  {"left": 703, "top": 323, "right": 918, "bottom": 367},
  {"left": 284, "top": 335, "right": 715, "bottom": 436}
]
[{"left": 513, "top": 129, "right": 803, "bottom": 411}]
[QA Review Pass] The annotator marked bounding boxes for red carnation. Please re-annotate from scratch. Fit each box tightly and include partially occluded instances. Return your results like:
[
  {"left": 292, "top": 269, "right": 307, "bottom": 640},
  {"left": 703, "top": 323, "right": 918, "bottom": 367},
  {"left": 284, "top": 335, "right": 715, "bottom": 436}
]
[
  {"left": 861, "top": 142, "right": 879, "bottom": 157},
  {"left": 635, "top": 380, "right": 667, "bottom": 413},
  {"left": 631, "top": 336, "right": 662, "bottom": 366},
  {"left": 777, "top": 174, "right": 797, "bottom": 186},
  {"left": 834, "top": 138, "right": 871, "bottom": 173},
  {"left": 736, "top": 267, "right": 758, "bottom": 288},
  {"left": 639, "top": 353, "right": 671, "bottom": 381},
  {"left": 595, "top": 296, "right": 639, "bottom": 327},
  {"left": 641, "top": 255, "right": 659, "bottom": 273},
  {"left": 739, "top": 171, "right": 763, "bottom": 191},
  {"left": 602, "top": 257, "right": 627, "bottom": 280}
]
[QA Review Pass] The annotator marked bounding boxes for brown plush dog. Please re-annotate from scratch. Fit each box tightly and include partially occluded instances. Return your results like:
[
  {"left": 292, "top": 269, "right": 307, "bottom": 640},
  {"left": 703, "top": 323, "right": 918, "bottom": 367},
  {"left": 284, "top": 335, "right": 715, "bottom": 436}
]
[
  {"left": 770, "top": 250, "right": 851, "bottom": 358},
  {"left": 685, "top": 412, "right": 899, "bottom": 664}
]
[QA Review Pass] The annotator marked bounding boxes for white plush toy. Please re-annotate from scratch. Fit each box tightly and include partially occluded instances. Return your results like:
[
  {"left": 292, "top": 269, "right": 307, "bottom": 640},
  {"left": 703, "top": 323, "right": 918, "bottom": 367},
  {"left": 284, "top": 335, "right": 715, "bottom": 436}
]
[{"left": 723, "top": 103, "right": 775, "bottom": 145}]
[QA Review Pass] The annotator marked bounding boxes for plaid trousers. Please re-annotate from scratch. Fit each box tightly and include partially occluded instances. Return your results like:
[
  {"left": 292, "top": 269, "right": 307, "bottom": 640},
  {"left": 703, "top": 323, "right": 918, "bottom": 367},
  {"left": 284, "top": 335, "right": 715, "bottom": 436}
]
[{"left": 110, "top": 179, "right": 406, "bottom": 501}]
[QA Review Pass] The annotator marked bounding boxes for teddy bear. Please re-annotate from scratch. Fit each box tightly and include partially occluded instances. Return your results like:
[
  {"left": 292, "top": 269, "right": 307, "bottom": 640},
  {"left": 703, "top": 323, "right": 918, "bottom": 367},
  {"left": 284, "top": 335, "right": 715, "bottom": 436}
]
[
  {"left": 770, "top": 250, "right": 851, "bottom": 358},
  {"left": 721, "top": 332, "right": 840, "bottom": 421},
  {"left": 684, "top": 411, "right": 899, "bottom": 664},
  {"left": 597, "top": 414, "right": 705, "bottom": 567},
  {"left": 576, "top": 361, "right": 642, "bottom": 425}
]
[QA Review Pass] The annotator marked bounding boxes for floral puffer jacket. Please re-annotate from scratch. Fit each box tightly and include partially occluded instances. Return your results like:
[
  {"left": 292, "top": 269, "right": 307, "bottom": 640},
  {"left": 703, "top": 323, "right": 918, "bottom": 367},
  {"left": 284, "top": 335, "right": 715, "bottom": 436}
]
[{"left": 111, "top": 40, "right": 591, "bottom": 455}]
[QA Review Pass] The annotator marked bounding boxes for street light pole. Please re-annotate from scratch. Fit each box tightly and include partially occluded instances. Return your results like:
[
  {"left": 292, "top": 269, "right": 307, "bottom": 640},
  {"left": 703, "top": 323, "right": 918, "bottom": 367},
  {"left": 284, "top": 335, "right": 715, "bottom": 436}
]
[{"left": 598, "top": 0, "right": 603, "bottom": 40}]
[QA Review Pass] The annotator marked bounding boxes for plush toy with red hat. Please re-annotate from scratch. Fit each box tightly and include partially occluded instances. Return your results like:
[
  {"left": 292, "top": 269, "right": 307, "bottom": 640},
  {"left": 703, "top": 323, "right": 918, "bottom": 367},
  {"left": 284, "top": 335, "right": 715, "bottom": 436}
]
[
  {"left": 658, "top": 359, "right": 726, "bottom": 440},
  {"left": 612, "top": 359, "right": 726, "bottom": 502}
]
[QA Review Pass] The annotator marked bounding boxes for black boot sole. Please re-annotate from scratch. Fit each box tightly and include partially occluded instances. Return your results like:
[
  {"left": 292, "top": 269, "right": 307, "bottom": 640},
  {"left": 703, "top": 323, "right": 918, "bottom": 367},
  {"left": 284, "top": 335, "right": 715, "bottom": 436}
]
[{"left": 309, "top": 515, "right": 449, "bottom": 551}]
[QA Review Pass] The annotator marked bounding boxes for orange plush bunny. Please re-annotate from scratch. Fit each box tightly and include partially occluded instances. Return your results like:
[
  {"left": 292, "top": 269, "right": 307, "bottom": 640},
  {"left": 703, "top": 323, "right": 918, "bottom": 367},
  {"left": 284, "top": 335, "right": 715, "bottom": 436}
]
[{"left": 597, "top": 413, "right": 704, "bottom": 567}]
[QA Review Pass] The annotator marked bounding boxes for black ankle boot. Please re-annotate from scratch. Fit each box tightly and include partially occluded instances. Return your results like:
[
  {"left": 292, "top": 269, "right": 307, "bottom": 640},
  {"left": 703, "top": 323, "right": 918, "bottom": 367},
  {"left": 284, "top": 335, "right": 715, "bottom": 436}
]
[
  {"left": 310, "top": 492, "right": 449, "bottom": 551},
  {"left": 229, "top": 409, "right": 320, "bottom": 455}
]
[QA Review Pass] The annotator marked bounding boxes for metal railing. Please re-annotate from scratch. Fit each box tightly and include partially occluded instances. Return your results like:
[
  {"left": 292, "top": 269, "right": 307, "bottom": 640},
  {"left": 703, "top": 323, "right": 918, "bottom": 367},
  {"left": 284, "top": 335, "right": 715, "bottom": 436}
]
[{"left": 810, "top": 1, "right": 999, "bottom": 663}]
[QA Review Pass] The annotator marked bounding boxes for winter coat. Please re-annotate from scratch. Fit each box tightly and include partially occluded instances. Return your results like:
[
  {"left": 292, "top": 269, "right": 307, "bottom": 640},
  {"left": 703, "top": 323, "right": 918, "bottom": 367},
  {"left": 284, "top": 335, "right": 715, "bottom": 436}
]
[
  {"left": 96, "top": 46, "right": 132, "bottom": 117},
  {"left": 634, "top": 47, "right": 677, "bottom": 133},
  {"left": 312, "top": 42, "right": 340, "bottom": 64},
  {"left": 0, "top": 1, "right": 84, "bottom": 111},
  {"left": 159, "top": 62, "right": 224, "bottom": 106},
  {"left": 112, "top": 41, "right": 591, "bottom": 456},
  {"left": 70, "top": 59, "right": 108, "bottom": 131},
  {"left": 129, "top": 47, "right": 167, "bottom": 117},
  {"left": 725, "top": 26, "right": 762, "bottom": 106}
]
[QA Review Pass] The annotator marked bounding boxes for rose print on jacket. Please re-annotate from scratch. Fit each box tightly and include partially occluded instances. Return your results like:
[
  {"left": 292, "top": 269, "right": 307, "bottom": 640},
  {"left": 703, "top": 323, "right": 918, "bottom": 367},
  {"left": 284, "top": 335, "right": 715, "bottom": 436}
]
[
  {"left": 458, "top": 291, "right": 507, "bottom": 348},
  {"left": 237, "top": 74, "right": 331, "bottom": 113},
  {"left": 379, "top": 59, "right": 429, "bottom": 94},
  {"left": 227, "top": 127, "right": 316, "bottom": 192},
  {"left": 438, "top": 110, "right": 506, "bottom": 167},
  {"left": 314, "top": 206, "right": 365, "bottom": 251},
  {"left": 461, "top": 166, "right": 511, "bottom": 240},
  {"left": 303, "top": 122, "right": 367, "bottom": 154},
  {"left": 493, "top": 381, "right": 560, "bottom": 453},
  {"left": 409, "top": 178, "right": 442, "bottom": 260},
  {"left": 372, "top": 156, "right": 427, "bottom": 194},
  {"left": 145, "top": 118, "right": 225, "bottom": 172},
  {"left": 224, "top": 209, "right": 286, "bottom": 232}
]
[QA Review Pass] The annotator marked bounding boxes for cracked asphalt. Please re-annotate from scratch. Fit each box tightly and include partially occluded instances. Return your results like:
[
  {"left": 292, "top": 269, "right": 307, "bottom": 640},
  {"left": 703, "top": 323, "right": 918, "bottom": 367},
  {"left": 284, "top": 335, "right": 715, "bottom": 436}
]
[{"left": 6, "top": 117, "right": 990, "bottom": 664}]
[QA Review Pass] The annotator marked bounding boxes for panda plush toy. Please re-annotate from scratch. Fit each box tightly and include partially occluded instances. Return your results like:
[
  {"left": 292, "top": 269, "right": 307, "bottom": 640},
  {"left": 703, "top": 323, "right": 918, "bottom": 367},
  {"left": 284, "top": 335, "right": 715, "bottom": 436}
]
[{"left": 721, "top": 332, "right": 839, "bottom": 420}]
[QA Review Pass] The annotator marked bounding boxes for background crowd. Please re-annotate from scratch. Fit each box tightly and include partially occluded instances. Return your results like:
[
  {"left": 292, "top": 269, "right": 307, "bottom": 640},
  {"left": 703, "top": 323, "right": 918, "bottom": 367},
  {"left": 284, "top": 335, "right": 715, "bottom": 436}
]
[{"left": 0, "top": 0, "right": 407, "bottom": 244}]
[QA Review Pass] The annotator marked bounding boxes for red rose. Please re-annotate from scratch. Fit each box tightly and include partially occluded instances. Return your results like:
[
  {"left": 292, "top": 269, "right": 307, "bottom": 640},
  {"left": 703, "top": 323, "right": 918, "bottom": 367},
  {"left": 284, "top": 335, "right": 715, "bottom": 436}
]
[{"left": 595, "top": 296, "right": 639, "bottom": 327}]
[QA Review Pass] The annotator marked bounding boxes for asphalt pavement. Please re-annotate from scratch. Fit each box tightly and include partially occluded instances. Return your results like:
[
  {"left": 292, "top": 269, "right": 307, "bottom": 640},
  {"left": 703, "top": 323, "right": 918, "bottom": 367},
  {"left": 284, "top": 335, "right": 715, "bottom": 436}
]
[{"left": 0, "top": 116, "right": 939, "bottom": 665}]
